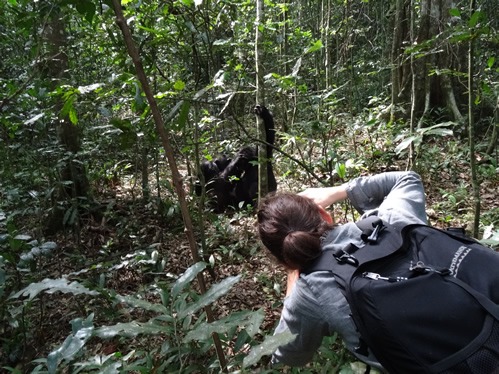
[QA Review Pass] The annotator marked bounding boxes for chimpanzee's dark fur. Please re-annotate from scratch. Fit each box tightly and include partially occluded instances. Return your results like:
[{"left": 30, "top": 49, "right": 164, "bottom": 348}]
[
  {"left": 194, "top": 154, "right": 231, "bottom": 196},
  {"left": 196, "top": 105, "right": 277, "bottom": 213}
]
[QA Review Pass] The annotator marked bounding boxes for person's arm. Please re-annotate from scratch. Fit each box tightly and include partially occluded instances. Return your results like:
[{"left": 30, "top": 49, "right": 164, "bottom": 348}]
[
  {"left": 300, "top": 171, "right": 427, "bottom": 225},
  {"left": 346, "top": 171, "right": 427, "bottom": 225},
  {"left": 298, "top": 185, "right": 348, "bottom": 208},
  {"left": 272, "top": 278, "right": 330, "bottom": 367}
]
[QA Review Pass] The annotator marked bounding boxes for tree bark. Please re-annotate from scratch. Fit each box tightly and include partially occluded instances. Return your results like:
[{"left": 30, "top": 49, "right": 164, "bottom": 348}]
[
  {"left": 255, "top": 0, "right": 269, "bottom": 201},
  {"left": 43, "top": 8, "right": 90, "bottom": 235},
  {"left": 111, "top": 1, "right": 227, "bottom": 371},
  {"left": 468, "top": 0, "right": 480, "bottom": 238},
  {"left": 439, "top": 0, "right": 464, "bottom": 123},
  {"left": 390, "top": 0, "right": 405, "bottom": 113}
]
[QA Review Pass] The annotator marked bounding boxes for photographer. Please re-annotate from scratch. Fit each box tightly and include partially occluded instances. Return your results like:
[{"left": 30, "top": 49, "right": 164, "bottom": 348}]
[{"left": 256, "top": 171, "right": 427, "bottom": 368}]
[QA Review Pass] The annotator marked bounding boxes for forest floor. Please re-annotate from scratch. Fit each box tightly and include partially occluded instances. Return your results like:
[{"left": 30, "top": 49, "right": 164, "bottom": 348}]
[{"left": 4, "top": 159, "right": 499, "bottom": 372}]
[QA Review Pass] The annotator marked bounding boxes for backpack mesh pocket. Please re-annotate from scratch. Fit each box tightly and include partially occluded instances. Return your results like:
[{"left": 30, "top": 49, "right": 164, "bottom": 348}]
[{"left": 438, "top": 318, "right": 499, "bottom": 374}]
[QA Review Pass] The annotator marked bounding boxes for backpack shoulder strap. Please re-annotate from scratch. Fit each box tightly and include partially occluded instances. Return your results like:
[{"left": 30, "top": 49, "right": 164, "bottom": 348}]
[
  {"left": 302, "top": 217, "right": 405, "bottom": 279},
  {"left": 447, "top": 276, "right": 499, "bottom": 320}
]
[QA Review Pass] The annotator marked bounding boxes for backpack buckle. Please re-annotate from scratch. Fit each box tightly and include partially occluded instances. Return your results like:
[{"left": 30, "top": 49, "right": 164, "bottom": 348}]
[
  {"left": 361, "top": 221, "right": 385, "bottom": 243},
  {"left": 334, "top": 249, "right": 359, "bottom": 266}
]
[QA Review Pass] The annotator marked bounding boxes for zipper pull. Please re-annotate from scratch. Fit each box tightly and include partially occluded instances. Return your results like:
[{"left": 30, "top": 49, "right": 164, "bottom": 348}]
[{"left": 363, "top": 272, "right": 408, "bottom": 282}]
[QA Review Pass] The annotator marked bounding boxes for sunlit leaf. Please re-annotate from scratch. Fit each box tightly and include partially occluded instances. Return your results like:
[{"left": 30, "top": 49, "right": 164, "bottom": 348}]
[
  {"left": 172, "top": 262, "right": 207, "bottom": 299},
  {"left": 395, "top": 135, "right": 418, "bottom": 154},
  {"left": 291, "top": 57, "right": 302, "bottom": 77},
  {"left": 184, "top": 309, "right": 264, "bottom": 342},
  {"left": 424, "top": 128, "right": 453, "bottom": 137},
  {"left": 305, "top": 39, "right": 323, "bottom": 54},
  {"left": 177, "top": 275, "right": 241, "bottom": 318},
  {"left": 69, "top": 107, "right": 78, "bottom": 125},
  {"left": 116, "top": 294, "right": 169, "bottom": 314},
  {"left": 94, "top": 320, "right": 169, "bottom": 338},
  {"left": 14, "top": 234, "right": 32, "bottom": 241},
  {"left": 24, "top": 113, "right": 44, "bottom": 125},
  {"left": 11, "top": 278, "right": 99, "bottom": 301},
  {"left": 47, "top": 314, "right": 94, "bottom": 374},
  {"left": 243, "top": 330, "right": 296, "bottom": 368},
  {"left": 77, "top": 83, "right": 103, "bottom": 94},
  {"left": 173, "top": 80, "right": 185, "bottom": 91}
]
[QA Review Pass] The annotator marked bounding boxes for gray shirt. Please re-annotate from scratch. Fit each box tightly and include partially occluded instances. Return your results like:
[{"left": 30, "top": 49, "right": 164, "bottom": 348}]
[{"left": 272, "top": 171, "right": 428, "bottom": 368}]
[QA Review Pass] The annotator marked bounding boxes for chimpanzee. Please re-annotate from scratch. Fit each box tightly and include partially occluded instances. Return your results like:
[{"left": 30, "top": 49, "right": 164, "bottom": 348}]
[
  {"left": 196, "top": 105, "right": 277, "bottom": 213},
  {"left": 194, "top": 154, "right": 231, "bottom": 196}
]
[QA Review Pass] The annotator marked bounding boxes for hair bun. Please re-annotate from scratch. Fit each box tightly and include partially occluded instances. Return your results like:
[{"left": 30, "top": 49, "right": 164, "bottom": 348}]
[{"left": 282, "top": 231, "right": 322, "bottom": 269}]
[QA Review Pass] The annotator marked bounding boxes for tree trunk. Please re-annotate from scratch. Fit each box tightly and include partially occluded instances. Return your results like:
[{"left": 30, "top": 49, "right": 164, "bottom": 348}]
[
  {"left": 412, "top": 0, "right": 431, "bottom": 122},
  {"left": 485, "top": 97, "right": 498, "bottom": 157},
  {"left": 43, "top": 9, "right": 90, "bottom": 235},
  {"left": 111, "top": 1, "right": 228, "bottom": 371},
  {"left": 255, "top": 0, "right": 269, "bottom": 201},
  {"left": 468, "top": 0, "right": 480, "bottom": 238},
  {"left": 438, "top": 0, "right": 464, "bottom": 123}
]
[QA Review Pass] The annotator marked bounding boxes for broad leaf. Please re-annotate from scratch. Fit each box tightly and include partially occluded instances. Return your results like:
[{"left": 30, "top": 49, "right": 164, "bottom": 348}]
[
  {"left": 243, "top": 330, "right": 296, "bottom": 368},
  {"left": 395, "top": 135, "right": 418, "bottom": 154},
  {"left": 116, "top": 294, "right": 169, "bottom": 315},
  {"left": 172, "top": 262, "right": 207, "bottom": 299},
  {"left": 291, "top": 57, "right": 302, "bottom": 77},
  {"left": 177, "top": 275, "right": 241, "bottom": 319},
  {"left": 424, "top": 128, "right": 453, "bottom": 137},
  {"left": 468, "top": 11, "right": 484, "bottom": 28},
  {"left": 47, "top": 314, "right": 94, "bottom": 374},
  {"left": 305, "top": 39, "right": 323, "bottom": 54},
  {"left": 11, "top": 278, "right": 99, "bottom": 301},
  {"left": 184, "top": 309, "right": 264, "bottom": 342},
  {"left": 94, "top": 320, "right": 170, "bottom": 338}
]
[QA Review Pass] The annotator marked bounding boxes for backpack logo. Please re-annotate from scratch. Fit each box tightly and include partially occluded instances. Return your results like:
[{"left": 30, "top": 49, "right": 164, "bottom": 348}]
[{"left": 449, "top": 245, "right": 472, "bottom": 277}]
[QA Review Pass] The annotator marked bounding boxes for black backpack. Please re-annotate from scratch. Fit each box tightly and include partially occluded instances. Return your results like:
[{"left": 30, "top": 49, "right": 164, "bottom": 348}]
[{"left": 305, "top": 216, "right": 499, "bottom": 374}]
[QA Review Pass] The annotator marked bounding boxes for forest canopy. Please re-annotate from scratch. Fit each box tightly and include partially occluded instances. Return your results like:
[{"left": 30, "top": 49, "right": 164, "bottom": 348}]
[{"left": 0, "top": 0, "right": 497, "bottom": 372}]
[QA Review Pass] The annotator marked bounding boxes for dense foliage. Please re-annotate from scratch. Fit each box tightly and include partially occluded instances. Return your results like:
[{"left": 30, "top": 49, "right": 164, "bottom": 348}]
[{"left": 0, "top": 0, "right": 497, "bottom": 372}]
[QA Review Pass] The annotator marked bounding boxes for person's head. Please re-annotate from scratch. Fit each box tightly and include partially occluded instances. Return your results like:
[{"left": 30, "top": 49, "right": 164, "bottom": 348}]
[{"left": 257, "top": 193, "right": 334, "bottom": 270}]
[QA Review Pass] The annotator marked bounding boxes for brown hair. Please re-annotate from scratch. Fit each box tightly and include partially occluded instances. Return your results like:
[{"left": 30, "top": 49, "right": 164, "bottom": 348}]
[{"left": 257, "top": 193, "right": 334, "bottom": 270}]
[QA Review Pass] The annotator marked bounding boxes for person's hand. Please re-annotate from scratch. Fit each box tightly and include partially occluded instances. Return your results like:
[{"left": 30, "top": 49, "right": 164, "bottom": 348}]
[{"left": 299, "top": 186, "right": 347, "bottom": 208}]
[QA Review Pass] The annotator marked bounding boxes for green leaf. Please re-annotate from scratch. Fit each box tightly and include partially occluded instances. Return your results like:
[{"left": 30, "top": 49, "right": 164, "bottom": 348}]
[
  {"left": 77, "top": 83, "right": 103, "bottom": 94},
  {"left": 335, "top": 163, "right": 346, "bottom": 179},
  {"left": 177, "top": 275, "right": 241, "bottom": 319},
  {"left": 243, "top": 330, "right": 296, "bottom": 368},
  {"left": 395, "top": 135, "right": 418, "bottom": 155},
  {"left": 74, "top": 0, "right": 96, "bottom": 24},
  {"left": 172, "top": 262, "right": 207, "bottom": 299},
  {"left": 116, "top": 294, "right": 169, "bottom": 314},
  {"left": 291, "top": 57, "right": 302, "bottom": 77},
  {"left": 11, "top": 278, "right": 99, "bottom": 301},
  {"left": 449, "top": 8, "right": 461, "bottom": 17},
  {"left": 174, "top": 80, "right": 186, "bottom": 91},
  {"left": 184, "top": 309, "right": 264, "bottom": 342},
  {"left": 177, "top": 100, "right": 191, "bottom": 130},
  {"left": 305, "top": 39, "right": 323, "bottom": 54},
  {"left": 14, "top": 234, "right": 32, "bottom": 241},
  {"left": 69, "top": 107, "right": 78, "bottom": 125},
  {"left": 424, "top": 128, "right": 453, "bottom": 137},
  {"left": 47, "top": 314, "right": 94, "bottom": 374},
  {"left": 95, "top": 320, "right": 170, "bottom": 338},
  {"left": 487, "top": 57, "right": 495, "bottom": 69},
  {"left": 468, "top": 11, "right": 484, "bottom": 28}
]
